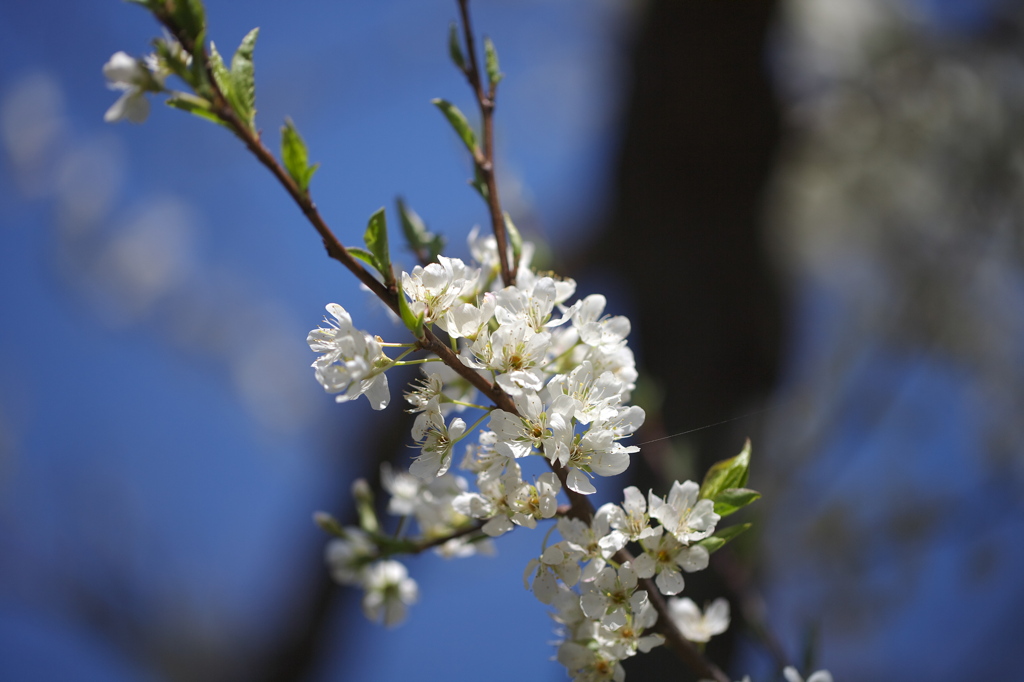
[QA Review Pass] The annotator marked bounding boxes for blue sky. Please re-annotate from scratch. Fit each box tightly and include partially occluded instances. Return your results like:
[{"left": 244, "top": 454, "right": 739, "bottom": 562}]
[
  {"left": 0, "top": 1, "right": 628, "bottom": 680},
  {"left": 3, "top": 1, "right": 1024, "bottom": 681}
]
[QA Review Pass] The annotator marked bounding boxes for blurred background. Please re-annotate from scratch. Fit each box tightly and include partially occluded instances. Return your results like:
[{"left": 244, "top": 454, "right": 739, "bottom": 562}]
[{"left": 2, "top": 0, "right": 1024, "bottom": 680}]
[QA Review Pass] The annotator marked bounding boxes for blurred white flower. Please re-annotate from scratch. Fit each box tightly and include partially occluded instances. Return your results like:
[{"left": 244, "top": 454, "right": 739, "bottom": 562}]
[{"left": 667, "top": 597, "right": 730, "bottom": 643}]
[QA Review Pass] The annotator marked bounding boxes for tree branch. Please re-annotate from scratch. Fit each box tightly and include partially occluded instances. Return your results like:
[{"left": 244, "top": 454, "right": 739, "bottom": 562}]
[{"left": 456, "top": 0, "right": 515, "bottom": 287}]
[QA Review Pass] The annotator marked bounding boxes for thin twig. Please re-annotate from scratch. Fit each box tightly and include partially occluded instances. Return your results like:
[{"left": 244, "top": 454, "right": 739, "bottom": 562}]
[
  {"left": 404, "top": 522, "right": 487, "bottom": 554},
  {"left": 456, "top": 0, "right": 515, "bottom": 287}
]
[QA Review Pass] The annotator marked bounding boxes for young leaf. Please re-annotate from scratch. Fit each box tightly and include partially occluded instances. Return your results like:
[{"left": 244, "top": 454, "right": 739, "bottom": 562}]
[
  {"left": 351, "top": 478, "right": 380, "bottom": 534},
  {"left": 699, "top": 439, "right": 752, "bottom": 502},
  {"left": 470, "top": 164, "right": 489, "bottom": 201},
  {"left": 448, "top": 22, "right": 466, "bottom": 72},
  {"left": 397, "top": 280, "right": 426, "bottom": 340},
  {"left": 712, "top": 487, "right": 761, "bottom": 517},
  {"left": 229, "top": 27, "right": 259, "bottom": 130},
  {"left": 153, "top": 37, "right": 195, "bottom": 89},
  {"left": 312, "top": 511, "right": 347, "bottom": 538},
  {"left": 484, "top": 37, "right": 503, "bottom": 88},
  {"left": 396, "top": 198, "right": 445, "bottom": 263},
  {"left": 189, "top": 29, "right": 210, "bottom": 95},
  {"left": 166, "top": 93, "right": 228, "bottom": 127},
  {"left": 363, "top": 208, "right": 393, "bottom": 286},
  {"left": 170, "top": 0, "right": 207, "bottom": 45},
  {"left": 281, "top": 118, "right": 319, "bottom": 193},
  {"left": 695, "top": 523, "right": 752, "bottom": 555},
  {"left": 503, "top": 211, "right": 522, "bottom": 264},
  {"left": 432, "top": 99, "right": 477, "bottom": 154},
  {"left": 207, "top": 42, "right": 234, "bottom": 105},
  {"left": 346, "top": 247, "right": 380, "bottom": 273}
]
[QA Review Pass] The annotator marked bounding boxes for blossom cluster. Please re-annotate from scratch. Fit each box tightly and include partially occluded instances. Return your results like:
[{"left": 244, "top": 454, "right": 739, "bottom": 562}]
[
  {"left": 310, "top": 230, "right": 642, "bottom": 497},
  {"left": 529, "top": 482, "right": 722, "bottom": 680},
  {"left": 105, "top": 2, "right": 812, "bottom": 678},
  {"left": 323, "top": 526, "right": 419, "bottom": 628},
  {"left": 307, "top": 230, "right": 763, "bottom": 680}
]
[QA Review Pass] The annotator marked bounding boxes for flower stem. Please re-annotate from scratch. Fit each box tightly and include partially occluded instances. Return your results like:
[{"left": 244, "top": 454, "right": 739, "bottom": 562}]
[{"left": 393, "top": 358, "right": 443, "bottom": 366}]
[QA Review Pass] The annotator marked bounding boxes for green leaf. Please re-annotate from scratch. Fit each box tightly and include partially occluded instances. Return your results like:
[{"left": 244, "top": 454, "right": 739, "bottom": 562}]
[
  {"left": 351, "top": 478, "right": 379, "bottom": 534},
  {"left": 699, "top": 439, "right": 752, "bottom": 502},
  {"left": 229, "top": 27, "right": 259, "bottom": 129},
  {"left": 396, "top": 280, "right": 426, "bottom": 340},
  {"left": 503, "top": 211, "right": 522, "bottom": 264},
  {"left": 189, "top": 29, "right": 210, "bottom": 95},
  {"left": 166, "top": 93, "right": 228, "bottom": 127},
  {"left": 448, "top": 22, "right": 466, "bottom": 72},
  {"left": 712, "top": 487, "right": 761, "bottom": 517},
  {"left": 695, "top": 522, "right": 752, "bottom": 555},
  {"left": 484, "top": 37, "right": 503, "bottom": 88},
  {"left": 470, "top": 165, "right": 489, "bottom": 201},
  {"left": 312, "top": 511, "right": 346, "bottom": 538},
  {"left": 280, "top": 118, "right": 319, "bottom": 193},
  {"left": 171, "top": 0, "right": 207, "bottom": 45},
  {"left": 431, "top": 98, "right": 477, "bottom": 154},
  {"left": 346, "top": 247, "right": 380, "bottom": 273},
  {"left": 153, "top": 36, "right": 194, "bottom": 88},
  {"left": 207, "top": 41, "right": 233, "bottom": 105},
  {"left": 396, "top": 198, "right": 445, "bottom": 262},
  {"left": 363, "top": 208, "right": 393, "bottom": 286}
]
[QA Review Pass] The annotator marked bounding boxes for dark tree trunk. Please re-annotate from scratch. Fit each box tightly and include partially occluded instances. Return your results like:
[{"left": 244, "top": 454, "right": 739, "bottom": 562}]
[{"left": 590, "top": 1, "right": 784, "bottom": 677}]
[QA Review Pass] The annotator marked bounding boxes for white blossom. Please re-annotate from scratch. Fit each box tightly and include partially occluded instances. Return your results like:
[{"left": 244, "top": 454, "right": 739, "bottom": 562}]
[
  {"left": 667, "top": 597, "right": 730, "bottom": 643},
  {"left": 467, "top": 225, "right": 534, "bottom": 289},
  {"left": 494, "top": 276, "right": 576, "bottom": 332},
  {"left": 595, "top": 598, "right": 664, "bottom": 658},
  {"left": 558, "top": 426, "right": 636, "bottom": 496},
  {"left": 324, "top": 528, "right": 376, "bottom": 585},
  {"left": 409, "top": 407, "right": 466, "bottom": 481},
  {"left": 603, "top": 486, "right": 659, "bottom": 543},
  {"left": 465, "top": 319, "right": 550, "bottom": 394},
  {"left": 403, "top": 372, "right": 445, "bottom": 413},
  {"left": 649, "top": 480, "right": 720, "bottom": 544},
  {"left": 631, "top": 526, "right": 710, "bottom": 595},
  {"left": 524, "top": 541, "right": 584, "bottom": 604},
  {"left": 582, "top": 344, "right": 638, "bottom": 402},
  {"left": 408, "top": 472, "right": 470, "bottom": 538},
  {"left": 443, "top": 291, "right": 496, "bottom": 340},
  {"left": 380, "top": 462, "right": 422, "bottom": 517},
  {"left": 308, "top": 303, "right": 391, "bottom": 410},
  {"left": 556, "top": 641, "right": 625, "bottom": 682},
  {"left": 783, "top": 668, "right": 834, "bottom": 682},
  {"left": 401, "top": 255, "right": 479, "bottom": 325},
  {"left": 434, "top": 535, "right": 494, "bottom": 559},
  {"left": 102, "top": 51, "right": 168, "bottom": 123},
  {"left": 407, "top": 360, "right": 482, "bottom": 415},
  {"left": 361, "top": 560, "right": 418, "bottom": 627},
  {"left": 573, "top": 294, "right": 631, "bottom": 349},
  {"left": 507, "top": 471, "right": 561, "bottom": 528},
  {"left": 459, "top": 430, "right": 512, "bottom": 484},
  {"left": 580, "top": 564, "right": 647, "bottom": 630},
  {"left": 489, "top": 391, "right": 575, "bottom": 462},
  {"left": 545, "top": 361, "right": 625, "bottom": 425},
  {"left": 557, "top": 505, "right": 627, "bottom": 582},
  {"left": 452, "top": 464, "right": 516, "bottom": 537}
]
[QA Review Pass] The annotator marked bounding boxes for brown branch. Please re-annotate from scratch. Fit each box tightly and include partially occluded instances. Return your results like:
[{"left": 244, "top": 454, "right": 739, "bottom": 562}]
[
  {"left": 639, "top": 563, "right": 732, "bottom": 682},
  {"left": 152, "top": 6, "right": 730, "bottom": 680},
  {"left": 401, "top": 521, "right": 488, "bottom": 554},
  {"left": 153, "top": 9, "right": 392, "bottom": 306},
  {"left": 456, "top": 0, "right": 515, "bottom": 287}
]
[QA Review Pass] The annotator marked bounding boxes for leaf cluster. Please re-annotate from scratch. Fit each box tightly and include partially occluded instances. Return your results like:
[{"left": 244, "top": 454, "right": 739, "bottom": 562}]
[{"left": 695, "top": 440, "right": 761, "bottom": 554}]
